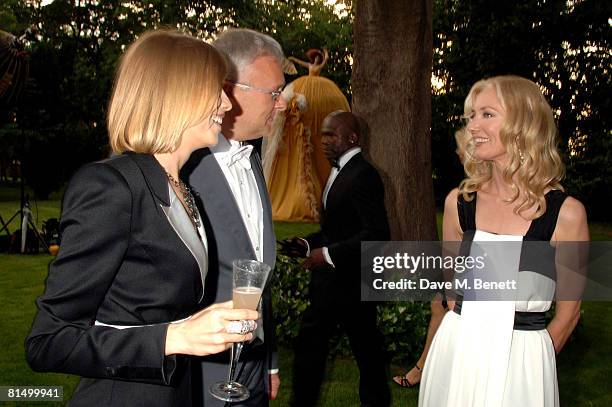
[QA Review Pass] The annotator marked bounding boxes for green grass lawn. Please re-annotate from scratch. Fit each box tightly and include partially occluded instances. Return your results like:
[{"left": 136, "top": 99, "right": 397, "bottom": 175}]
[
  {"left": 0, "top": 254, "right": 78, "bottom": 407},
  {"left": 1, "top": 253, "right": 610, "bottom": 406},
  {"left": 0, "top": 252, "right": 419, "bottom": 406}
]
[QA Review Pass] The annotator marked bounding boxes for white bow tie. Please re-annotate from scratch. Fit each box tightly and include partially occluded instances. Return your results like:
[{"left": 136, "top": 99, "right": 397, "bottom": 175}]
[{"left": 226, "top": 144, "right": 253, "bottom": 169}]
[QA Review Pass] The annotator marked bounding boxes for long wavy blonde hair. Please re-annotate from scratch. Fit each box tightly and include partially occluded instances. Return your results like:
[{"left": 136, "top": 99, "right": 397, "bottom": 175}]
[{"left": 456, "top": 75, "right": 565, "bottom": 219}]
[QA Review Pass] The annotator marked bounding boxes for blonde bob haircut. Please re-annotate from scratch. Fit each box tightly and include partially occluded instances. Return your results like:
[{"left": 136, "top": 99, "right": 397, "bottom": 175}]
[
  {"left": 456, "top": 75, "right": 565, "bottom": 220},
  {"left": 108, "top": 29, "right": 227, "bottom": 154}
]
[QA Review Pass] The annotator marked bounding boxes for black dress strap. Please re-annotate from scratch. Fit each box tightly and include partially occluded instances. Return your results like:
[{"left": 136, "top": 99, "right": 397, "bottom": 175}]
[
  {"left": 457, "top": 190, "right": 568, "bottom": 240},
  {"left": 457, "top": 192, "right": 477, "bottom": 233},
  {"left": 524, "top": 190, "right": 568, "bottom": 241},
  {"left": 519, "top": 190, "right": 568, "bottom": 281}
]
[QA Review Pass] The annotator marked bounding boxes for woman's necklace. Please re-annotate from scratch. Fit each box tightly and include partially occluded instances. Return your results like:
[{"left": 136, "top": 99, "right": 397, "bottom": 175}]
[{"left": 165, "top": 172, "right": 201, "bottom": 229}]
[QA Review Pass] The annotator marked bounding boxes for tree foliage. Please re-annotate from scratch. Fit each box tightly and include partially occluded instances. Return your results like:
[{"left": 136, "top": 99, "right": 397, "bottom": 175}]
[
  {"left": 228, "top": 0, "right": 353, "bottom": 93},
  {"left": 2, "top": 0, "right": 351, "bottom": 198},
  {"left": 3, "top": 0, "right": 609, "bottom": 211},
  {"left": 431, "top": 0, "right": 611, "bottom": 219}
]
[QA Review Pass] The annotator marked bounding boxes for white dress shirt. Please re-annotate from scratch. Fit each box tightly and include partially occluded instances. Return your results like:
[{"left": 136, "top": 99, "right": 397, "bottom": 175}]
[{"left": 211, "top": 135, "right": 264, "bottom": 262}]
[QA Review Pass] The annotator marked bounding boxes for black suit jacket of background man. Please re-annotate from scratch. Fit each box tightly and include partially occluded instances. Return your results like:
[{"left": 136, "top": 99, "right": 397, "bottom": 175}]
[{"left": 307, "top": 152, "right": 390, "bottom": 276}]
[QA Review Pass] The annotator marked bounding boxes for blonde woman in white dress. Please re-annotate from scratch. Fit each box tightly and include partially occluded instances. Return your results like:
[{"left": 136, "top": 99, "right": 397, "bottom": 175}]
[{"left": 419, "top": 75, "right": 588, "bottom": 407}]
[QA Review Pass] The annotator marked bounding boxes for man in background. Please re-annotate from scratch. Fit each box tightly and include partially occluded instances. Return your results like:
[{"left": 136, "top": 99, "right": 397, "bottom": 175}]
[{"left": 281, "top": 111, "right": 391, "bottom": 407}]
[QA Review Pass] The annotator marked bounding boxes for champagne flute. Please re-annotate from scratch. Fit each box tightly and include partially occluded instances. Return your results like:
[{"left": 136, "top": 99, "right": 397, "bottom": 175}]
[{"left": 209, "top": 259, "right": 271, "bottom": 402}]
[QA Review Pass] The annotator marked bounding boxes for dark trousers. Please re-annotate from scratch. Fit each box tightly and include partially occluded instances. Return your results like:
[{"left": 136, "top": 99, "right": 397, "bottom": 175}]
[{"left": 292, "top": 270, "right": 391, "bottom": 407}]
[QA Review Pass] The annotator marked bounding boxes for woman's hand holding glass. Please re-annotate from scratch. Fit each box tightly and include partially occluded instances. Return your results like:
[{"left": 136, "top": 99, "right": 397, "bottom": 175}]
[{"left": 164, "top": 301, "right": 258, "bottom": 357}]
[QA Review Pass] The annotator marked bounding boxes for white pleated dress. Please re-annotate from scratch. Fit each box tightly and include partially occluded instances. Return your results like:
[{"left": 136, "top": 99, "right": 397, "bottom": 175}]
[{"left": 419, "top": 191, "right": 567, "bottom": 407}]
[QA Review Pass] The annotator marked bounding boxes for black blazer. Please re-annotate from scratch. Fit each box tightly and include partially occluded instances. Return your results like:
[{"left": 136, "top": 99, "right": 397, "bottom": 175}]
[
  {"left": 26, "top": 153, "right": 207, "bottom": 407},
  {"left": 307, "top": 152, "right": 390, "bottom": 274}
]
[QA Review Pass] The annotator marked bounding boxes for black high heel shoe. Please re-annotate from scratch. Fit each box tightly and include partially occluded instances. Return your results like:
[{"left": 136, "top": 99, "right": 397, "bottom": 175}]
[{"left": 392, "top": 364, "right": 422, "bottom": 388}]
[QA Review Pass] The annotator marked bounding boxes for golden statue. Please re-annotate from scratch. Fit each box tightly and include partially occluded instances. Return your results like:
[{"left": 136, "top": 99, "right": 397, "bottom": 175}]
[{"left": 264, "top": 49, "right": 350, "bottom": 222}]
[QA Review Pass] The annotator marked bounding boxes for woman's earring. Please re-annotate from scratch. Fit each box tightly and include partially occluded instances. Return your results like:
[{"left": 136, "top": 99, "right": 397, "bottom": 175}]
[{"left": 516, "top": 136, "right": 525, "bottom": 165}]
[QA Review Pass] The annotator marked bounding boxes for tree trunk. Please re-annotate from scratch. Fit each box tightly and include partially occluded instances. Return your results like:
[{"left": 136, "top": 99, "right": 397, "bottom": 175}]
[{"left": 352, "top": 0, "right": 436, "bottom": 240}]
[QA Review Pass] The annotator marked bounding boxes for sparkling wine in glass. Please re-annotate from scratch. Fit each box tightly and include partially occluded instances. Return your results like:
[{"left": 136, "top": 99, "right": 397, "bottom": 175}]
[
  {"left": 233, "top": 286, "right": 263, "bottom": 310},
  {"left": 209, "top": 259, "right": 270, "bottom": 403}
]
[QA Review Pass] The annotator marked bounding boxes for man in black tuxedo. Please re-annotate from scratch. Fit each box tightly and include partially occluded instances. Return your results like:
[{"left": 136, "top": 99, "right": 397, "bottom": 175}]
[
  {"left": 181, "top": 28, "right": 286, "bottom": 406},
  {"left": 282, "top": 111, "right": 391, "bottom": 407}
]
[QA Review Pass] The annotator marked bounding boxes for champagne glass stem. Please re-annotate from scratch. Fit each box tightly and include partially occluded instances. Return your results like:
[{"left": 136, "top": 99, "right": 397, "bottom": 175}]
[{"left": 227, "top": 342, "right": 244, "bottom": 383}]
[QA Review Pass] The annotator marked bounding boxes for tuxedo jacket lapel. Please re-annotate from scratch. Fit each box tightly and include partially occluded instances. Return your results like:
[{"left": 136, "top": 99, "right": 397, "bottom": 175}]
[
  {"left": 161, "top": 192, "right": 207, "bottom": 301},
  {"left": 126, "top": 153, "right": 207, "bottom": 296},
  {"left": 324, "top": 154, "right": 361, "bottom": 212},
  {"left": 250, "top": 151, "right": 276, "bottom": 268},
  {"left": 189, "top": 149, "right": 257, "bottom": 259}
]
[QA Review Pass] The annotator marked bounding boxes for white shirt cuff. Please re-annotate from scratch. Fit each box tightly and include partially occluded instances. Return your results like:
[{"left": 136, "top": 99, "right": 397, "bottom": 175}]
[
  {"left": 298, "top": 237, "right": 310, "bottom": 257},
  {"left": 322, "top": 247, "right": 335, "bottom": 267},
  {"left": 268, "top": 369, "right": 279, "bottom": 374}
]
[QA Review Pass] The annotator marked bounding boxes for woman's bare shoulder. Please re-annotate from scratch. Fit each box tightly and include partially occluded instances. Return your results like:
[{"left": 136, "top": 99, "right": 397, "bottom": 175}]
[{"left": 554, "top": 196, "right": 589, "bottom": 241}]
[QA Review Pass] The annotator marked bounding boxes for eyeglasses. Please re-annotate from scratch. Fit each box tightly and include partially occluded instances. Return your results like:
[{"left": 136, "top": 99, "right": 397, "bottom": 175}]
[{"left": 226, "top": 81, "right": 284, "bottom": 102}]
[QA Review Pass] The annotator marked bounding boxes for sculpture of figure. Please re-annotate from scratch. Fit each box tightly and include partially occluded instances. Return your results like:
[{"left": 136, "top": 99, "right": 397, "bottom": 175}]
[{"left": 264, "top": 48, "right": 350, "bottom": 222}]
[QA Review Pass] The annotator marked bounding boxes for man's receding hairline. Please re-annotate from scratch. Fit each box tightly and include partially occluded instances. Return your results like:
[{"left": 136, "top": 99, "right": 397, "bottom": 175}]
[
  {"left": 236, "top": 54, "right": 285, "bottom": 87},
  {"left": 212, "top": 28, "right": 284, "bottom": 80}
]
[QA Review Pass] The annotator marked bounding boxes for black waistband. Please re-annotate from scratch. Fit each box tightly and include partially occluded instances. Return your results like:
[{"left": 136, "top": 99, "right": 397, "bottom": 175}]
[{"left": 453, "top": 301, "right": 547, "bottom": 331}]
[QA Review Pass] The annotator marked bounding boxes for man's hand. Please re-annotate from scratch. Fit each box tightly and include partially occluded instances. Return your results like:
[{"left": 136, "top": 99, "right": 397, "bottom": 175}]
[
  {"left": 269, "top": 373, "right": 280, "bottom": 400},
  {"left": 302, "top": 247, "right": 327, "bottom": 269},
  {"left": 278, "top": 237, "right": 307, "bottom": 257}
]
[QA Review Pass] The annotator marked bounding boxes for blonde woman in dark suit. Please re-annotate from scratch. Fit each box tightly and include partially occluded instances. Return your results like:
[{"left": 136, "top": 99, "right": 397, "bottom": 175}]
[{"left": 26, "top": 30, "right": 257, "bottom": 407}]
